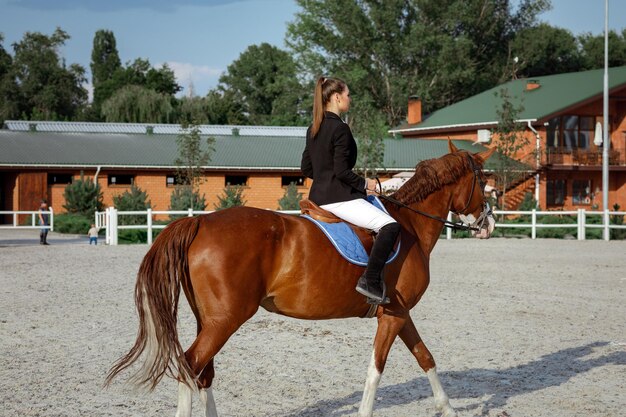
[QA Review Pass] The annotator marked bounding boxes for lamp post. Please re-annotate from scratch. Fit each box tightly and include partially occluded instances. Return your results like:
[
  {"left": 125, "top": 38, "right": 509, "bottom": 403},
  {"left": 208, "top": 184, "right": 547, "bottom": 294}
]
[{"left": 602, "top": 0, "right": 610, "bottom": 240}]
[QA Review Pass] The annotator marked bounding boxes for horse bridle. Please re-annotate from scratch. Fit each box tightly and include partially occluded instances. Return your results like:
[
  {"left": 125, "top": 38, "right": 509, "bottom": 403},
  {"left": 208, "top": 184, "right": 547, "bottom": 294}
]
[{"left": 376, "top": 153, "right": 492, "bottom": 232}]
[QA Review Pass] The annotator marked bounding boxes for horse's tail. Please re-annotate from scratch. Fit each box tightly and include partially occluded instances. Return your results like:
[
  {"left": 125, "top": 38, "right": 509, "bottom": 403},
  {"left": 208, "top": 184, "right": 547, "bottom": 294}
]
[{"left": 105, "top": 215, "right": 202, "bottom": 390}]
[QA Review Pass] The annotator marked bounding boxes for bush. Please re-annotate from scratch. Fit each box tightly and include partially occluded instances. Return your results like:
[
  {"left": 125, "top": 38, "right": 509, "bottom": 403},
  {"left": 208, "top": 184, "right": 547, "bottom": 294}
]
[
  {"left": 214, "top": 185, "right": 246, "bottom": 210},
  {"left": 54, "top": 213, "right": 92, "bottom": 234},
  {"left": 277, "top": 182, "right": 303, "bottom": 210},
  {"left": 63, "top": 174, "right": 104, "bottom": 217},
  {"left": 113, "top": 184, "right": 152, "bottom": 225},
  {"left": 169, "top": 186, "right": 206, "bottom": 220}
]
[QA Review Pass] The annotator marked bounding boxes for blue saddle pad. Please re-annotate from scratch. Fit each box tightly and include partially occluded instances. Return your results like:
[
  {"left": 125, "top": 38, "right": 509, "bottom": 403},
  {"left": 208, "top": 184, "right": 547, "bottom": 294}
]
[{"left": 302, "top": 196, "right": 401, "bottom": 267}]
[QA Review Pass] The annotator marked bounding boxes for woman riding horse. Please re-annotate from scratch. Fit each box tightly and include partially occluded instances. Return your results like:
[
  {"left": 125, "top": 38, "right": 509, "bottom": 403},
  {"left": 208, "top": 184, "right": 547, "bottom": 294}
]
[{"left": 301, "top": 76, "right": 400, "bottom": 304}]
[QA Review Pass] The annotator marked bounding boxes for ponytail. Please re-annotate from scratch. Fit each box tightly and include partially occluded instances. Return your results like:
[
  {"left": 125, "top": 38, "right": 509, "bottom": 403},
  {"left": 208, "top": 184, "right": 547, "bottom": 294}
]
[{"left": 310, "top": 76, "right": 347, "bottom": 139}]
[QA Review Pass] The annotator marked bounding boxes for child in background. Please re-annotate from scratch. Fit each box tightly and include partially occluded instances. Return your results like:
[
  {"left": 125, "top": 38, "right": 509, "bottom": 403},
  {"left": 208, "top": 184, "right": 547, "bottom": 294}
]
[{"left": 88, "top": 224, "right": 99, "bottom": 245}]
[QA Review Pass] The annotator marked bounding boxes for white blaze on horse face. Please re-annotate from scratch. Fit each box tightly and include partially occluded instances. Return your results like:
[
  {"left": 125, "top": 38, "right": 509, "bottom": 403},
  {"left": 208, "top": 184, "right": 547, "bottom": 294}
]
[
  {"left": 358, "top": 350, "right": 382, "bottom": 417},
  {"left": 200, "top": 387, "right": 219, "bottom": 417},
  {"left": 175, "top": 382, "right": 193, "bottom": 417},
  {"left": 426, "top": 368, "right": 457, "bottom": 417}
]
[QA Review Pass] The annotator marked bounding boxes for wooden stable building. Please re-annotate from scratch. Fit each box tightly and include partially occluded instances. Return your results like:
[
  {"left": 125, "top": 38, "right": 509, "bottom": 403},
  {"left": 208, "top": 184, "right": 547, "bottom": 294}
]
[{"left": 390, "top": 66, "right": 626, "bottom": 210}]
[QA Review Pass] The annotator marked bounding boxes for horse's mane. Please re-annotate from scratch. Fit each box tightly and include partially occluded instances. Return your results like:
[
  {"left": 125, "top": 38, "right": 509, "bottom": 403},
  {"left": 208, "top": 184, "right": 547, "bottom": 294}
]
[{"left": 390, "top": 152, "right": 482, "bottom": 205}]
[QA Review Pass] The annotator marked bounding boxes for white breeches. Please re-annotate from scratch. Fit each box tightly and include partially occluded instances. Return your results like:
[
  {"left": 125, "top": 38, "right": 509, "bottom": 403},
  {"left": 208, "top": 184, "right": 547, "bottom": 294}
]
[{"left": 321, "top": 198, "right": 396, "bottom": 233}]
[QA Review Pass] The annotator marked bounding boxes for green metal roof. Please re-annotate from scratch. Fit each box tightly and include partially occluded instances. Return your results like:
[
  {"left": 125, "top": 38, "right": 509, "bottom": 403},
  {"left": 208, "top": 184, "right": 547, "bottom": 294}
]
[
  {"left": 391, "top": 66, "right": 626, "bottom": 133},
  {"left": 0, "top": 130, "right": 525, "bottom": 172}
]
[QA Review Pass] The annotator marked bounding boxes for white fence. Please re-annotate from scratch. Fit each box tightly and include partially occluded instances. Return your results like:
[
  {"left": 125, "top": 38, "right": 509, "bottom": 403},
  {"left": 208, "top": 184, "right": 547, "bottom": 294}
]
[
  {"left": 96, "top": 208, "right": 626, "bottom": 245},
  {"left": 0, "top": 208, "right": 54, "bottom": 230}
]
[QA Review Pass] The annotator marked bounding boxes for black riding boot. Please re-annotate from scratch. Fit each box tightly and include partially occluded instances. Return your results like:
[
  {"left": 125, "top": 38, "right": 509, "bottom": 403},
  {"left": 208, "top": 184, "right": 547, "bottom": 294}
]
[
  {"left": 42, "top": 230, "right": 50, "bottom": 245},
  {"left": 355, "top": 222, "right": 401, "bottom": 304},
  {"left": 39, "top": 232, "right": 44, "bottom": 245}
]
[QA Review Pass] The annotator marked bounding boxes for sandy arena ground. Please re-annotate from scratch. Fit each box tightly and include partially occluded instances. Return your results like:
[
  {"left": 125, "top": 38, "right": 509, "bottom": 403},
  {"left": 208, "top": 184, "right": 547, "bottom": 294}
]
[{"left": 0, "top": 229, "right": 624, "bottom": 417}]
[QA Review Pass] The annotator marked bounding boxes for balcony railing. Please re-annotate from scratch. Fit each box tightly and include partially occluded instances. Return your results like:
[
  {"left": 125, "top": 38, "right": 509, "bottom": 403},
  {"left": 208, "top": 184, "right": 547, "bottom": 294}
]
[{"left": 544, "top": 148, "right": 624, "bottom": 166}]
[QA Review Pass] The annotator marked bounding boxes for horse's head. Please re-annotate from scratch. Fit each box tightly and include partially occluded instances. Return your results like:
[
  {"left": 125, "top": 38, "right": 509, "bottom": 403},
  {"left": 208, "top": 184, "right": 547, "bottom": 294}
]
[{"left": 447, "top": 140, "right": 495, "bottom": 239}]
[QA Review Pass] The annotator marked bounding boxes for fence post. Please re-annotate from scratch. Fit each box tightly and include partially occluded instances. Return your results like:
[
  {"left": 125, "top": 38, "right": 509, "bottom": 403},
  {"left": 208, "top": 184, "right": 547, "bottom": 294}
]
[
  {"left": 188, "top": 208, "right": 194, "bottom": 217},
  {"left": 603, "top": 209, "right": 610, "bottom": 241},
  {"left": 13, "top": 212, "right": 17, "bottom": 227},
  {"left": 104, "top": 208, "right": 110, "bottom": 245},
  {"left": 531, "top": 209, "right": 537, "bottom": 239},
  {"left": 446, "top": 212, "right": 452, "bottom": 240},
  {"left": 49, "top": 207, "right": 54, "bottom": 232},
  {"left": 110, "top": 208, "right": 118, "bottom": 246},
  {"left": 147, "top": 208, "right": 153, "bottom": 245}
]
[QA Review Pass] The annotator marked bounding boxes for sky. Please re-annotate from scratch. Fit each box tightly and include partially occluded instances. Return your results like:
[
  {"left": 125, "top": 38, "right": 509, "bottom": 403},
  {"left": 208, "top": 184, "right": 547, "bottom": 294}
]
[{"left": 0, "top": 0, "right": 625, "bottom": 99}]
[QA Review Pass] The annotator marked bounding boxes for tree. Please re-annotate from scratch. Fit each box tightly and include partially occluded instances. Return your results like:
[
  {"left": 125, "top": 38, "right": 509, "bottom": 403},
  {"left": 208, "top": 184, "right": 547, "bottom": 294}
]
[
  {"left": 510, "top": 24, "right": 582, "bottom": 78},
  {"left": 278, "top": 183, "right": 303, "bottom": 210},
  {"left": 286, "top": 0, "right": 550, "bottom": 126},
  {"left": 214, "top": 185, "right": 246, "bottom": 210},
  {"left": 218, "top": 43, "right": 307, "bottom": 125},
  {"left": 172, "top": 122, "right": 214, "bottom": 212},
  {"left": 0, "top": 34, "right": 20, "bottom": 123},
  {"left": 492, "top": 88, "right": 529, "bottom": 210},
  {"left": 90, "top": 29, "right": 122, "bottom": 119},
  {"left": 113, "top": 184, "right": 151, "bottom": 225},
  {"left": 101, "top": 85, "right": 174, "bottom": 123},
  {"left": 63, "top": 174, "right": 104, "bottom": 217},
  {"left": 169, "top": 186, "right": 207, "bottom": 220},
  {"left": 349, "top": 95, "right": 387, "bottom": 178},
  {"left": 11, "top": 27, "right": 87, "bottom": 120},
  {"left": 578, "top": 29, "right": 626, "bottom": 70}
]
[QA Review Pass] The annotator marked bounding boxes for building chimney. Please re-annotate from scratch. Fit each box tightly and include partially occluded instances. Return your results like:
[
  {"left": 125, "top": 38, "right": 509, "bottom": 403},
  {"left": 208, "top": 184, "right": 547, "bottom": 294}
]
[
  {"left": 407, "top": 96, "right": 422, "bottom": 125},
  {"left": 525, "top": 79, "right": 540, "bottom": 91}
]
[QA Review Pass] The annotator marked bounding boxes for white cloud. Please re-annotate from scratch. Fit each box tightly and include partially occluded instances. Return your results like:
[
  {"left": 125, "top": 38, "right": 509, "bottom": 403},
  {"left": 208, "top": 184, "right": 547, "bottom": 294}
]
[{"left": 160, "top": 61, "right": 223, "bottom": 97}]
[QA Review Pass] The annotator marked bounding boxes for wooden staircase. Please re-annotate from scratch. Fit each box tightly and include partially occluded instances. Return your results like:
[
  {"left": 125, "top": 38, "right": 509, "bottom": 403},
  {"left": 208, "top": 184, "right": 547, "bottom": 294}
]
[{"left": 501, "top": 173, "right": 536, "bottom": 210}]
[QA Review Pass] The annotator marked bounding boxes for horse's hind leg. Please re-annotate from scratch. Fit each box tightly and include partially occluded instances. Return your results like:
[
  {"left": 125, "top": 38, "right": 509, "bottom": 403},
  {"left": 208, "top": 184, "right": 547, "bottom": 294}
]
[{"left": 398, "top": 317, "right": 457, "bottom": 417}]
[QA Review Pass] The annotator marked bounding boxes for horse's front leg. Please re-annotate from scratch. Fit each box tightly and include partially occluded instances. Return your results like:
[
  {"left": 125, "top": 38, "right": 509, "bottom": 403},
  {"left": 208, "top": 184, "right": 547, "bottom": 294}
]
[
  {"left": 358, "top": 313, "right": 407, "bottom": 417},
  {"left": 398, "top": 317, "right": 457, "bottom": 417}
]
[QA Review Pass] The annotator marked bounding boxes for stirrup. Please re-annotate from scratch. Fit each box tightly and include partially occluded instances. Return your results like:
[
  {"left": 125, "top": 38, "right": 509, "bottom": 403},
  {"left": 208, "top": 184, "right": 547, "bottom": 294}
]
[{"left": 356, "top": 277, "right": 390, "bottom": 305}]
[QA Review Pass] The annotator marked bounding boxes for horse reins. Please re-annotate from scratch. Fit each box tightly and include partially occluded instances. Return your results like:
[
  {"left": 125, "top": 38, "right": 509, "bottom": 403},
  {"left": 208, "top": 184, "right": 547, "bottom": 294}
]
[{"left": 373, "top": 154, "right": 489, "bottom": 233}]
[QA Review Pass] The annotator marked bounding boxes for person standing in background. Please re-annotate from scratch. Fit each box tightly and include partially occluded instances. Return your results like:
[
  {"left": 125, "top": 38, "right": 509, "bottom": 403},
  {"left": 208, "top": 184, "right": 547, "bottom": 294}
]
[
  {"left": 87, "top": 224, "right": 99, "bottom": 245},
  {"left": 38, "top": 200, "right": 50, "bottom": 245}
]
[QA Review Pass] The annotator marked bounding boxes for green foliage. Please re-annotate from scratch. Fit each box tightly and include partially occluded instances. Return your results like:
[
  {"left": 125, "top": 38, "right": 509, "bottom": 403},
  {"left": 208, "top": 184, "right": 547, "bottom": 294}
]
[
  {"left": 350, "top": 96, "right": 387, "bottom": 177},
  {"left": 214, "top": 185, "right": 246, "bottom": 210},
  {"left": 54, "top": 213, "right": 92, "bottom": 234},
  {"left": 218, "top": 43, "right": 307, "bottom": 126},
  {"left": 90, "top": 29, "right": 122, "bottom": 119},
  {"left": 287, "top": 0, "right": 550, "bottom": 126},
  {"left": 112, "top": 184, "right": 152, "bottom": 225},
  {"left": 169, "top": 186, "right": 207, "bottom": 220},
  {"left": 492, "top": 87, "right": 529, "bottom": 210},
  {"left": 175, "top": 123, "right": 214, "bottom": 187},
  {"left": 101, "top": 84, "right": 174, "bottom": 123},
  {"left": 278, "top": 182, "right": 303, "bottom": 210},
  {"left": 510, "top": 24, "right": 581, "bottom": 78},
  {"left": 63, "top": 174, "right": 104, "bottom": 217},
  {"left": 9, "top": 27, "right": 87, "bottom": 121},
  {"left": 610, "top": 203, "right": 626, "bottom": 240},
  {"left": 578, "top": 29, "right": 626, "bottom": 70}
]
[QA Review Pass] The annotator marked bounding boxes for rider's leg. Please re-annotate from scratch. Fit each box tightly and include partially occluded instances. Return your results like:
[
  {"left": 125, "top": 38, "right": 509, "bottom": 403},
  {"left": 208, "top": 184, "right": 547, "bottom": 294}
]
[{"left": 320, "top": 198, "right": 399, "bottom": 303}]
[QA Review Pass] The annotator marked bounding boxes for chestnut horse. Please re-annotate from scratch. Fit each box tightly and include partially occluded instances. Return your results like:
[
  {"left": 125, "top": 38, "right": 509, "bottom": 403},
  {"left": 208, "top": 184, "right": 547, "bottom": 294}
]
[{"left": 106, "top": 143, "right": 495, "bottom": 417}]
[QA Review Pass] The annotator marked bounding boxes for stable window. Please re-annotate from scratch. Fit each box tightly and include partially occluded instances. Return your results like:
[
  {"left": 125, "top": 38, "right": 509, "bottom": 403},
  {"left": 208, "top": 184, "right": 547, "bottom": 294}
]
[
  {"left": 546, "top": 180, "right": 566, "bottom": 206},
  {"left": 547, "top": 115, "right": 594, "bottom": 150},
  {"left": 166, "top": 174, "right": 184, "bottom": 187},
  {"left": 108, "top": 174, "right": 134, "bottom": 186},
  {"left": 47, "top": 174, "right": 73, "bottom": 185},
  {"left": 225, "top": 175, "right": 248, "bottom": 186},
  {"left": 281, "top": 176, "right": 306, "bottom": 187},
  {"left": 546, "top": 117, "right": 560, "bottom": 148},
  {"left": 572, "top": 180, "right": 592, "bottom": 205}
]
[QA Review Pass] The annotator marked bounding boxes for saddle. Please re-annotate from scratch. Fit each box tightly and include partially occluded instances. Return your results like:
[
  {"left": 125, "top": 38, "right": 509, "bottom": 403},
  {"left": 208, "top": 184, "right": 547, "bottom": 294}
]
[{"left": 299, "top": 199, "right": 376, "bottom": 255}]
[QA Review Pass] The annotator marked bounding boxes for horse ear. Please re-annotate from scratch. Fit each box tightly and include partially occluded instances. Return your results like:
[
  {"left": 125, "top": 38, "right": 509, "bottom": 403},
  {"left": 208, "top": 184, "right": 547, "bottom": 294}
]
[
  {"left": 477, "top": 147, "right": 496, "bottom": 161},
  {"left": 448, "top": 139, "right": 458, "bottom": 153}
]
